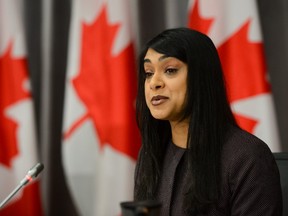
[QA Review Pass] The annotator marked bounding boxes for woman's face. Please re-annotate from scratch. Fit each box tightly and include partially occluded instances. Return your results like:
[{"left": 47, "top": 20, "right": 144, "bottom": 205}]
[{"left": 144, "top": 48, "right": 188, "bottom": 122}]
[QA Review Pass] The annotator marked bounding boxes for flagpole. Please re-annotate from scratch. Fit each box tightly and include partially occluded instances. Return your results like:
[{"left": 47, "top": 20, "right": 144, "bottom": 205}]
[{"left": 40, "top": 0, "right": 52, "bottom": 214}]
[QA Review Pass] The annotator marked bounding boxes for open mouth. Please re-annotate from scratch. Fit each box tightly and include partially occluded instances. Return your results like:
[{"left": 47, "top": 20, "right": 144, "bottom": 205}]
[{"left": 151, "top": 95, "right": 168, "bottom": 105}]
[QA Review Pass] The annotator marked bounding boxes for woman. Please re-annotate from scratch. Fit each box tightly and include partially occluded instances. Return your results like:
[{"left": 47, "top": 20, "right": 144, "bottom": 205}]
[{"left": 134, "top": 28, "right": 282, "bottom": 215}]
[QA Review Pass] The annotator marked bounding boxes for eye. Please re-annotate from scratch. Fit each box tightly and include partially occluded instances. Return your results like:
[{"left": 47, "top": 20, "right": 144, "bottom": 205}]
[
  {"left": 165, "top": 68, "right": 178, "bottom": 75},
  {"left": 144, "top": 71, "right": 153, "bottom": 79}
]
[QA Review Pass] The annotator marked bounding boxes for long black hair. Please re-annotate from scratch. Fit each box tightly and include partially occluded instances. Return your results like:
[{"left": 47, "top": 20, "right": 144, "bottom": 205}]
[{"left": 134, "top": 27, "right": 238, "bottom": 213}]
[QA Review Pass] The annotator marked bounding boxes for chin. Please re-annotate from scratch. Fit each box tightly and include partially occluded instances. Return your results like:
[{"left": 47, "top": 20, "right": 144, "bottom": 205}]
[
  {"left": 152, "top": 116, "right": 165, "bottom": 120},
  {"left": 151, "top": 114, "right": 169, "bottom": 121},
  {"left": 151, "top": 113, "right": 165, "bottom": 120}
]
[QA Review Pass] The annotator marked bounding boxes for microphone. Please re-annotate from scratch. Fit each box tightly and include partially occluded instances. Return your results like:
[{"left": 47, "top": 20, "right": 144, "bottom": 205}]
[{"left": 0, "top": 163, "right": 44, "bottom": 209}]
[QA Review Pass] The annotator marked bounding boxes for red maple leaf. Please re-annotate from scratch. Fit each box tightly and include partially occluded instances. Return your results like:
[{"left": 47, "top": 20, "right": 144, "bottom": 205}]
[
  {"left": 217, "top": 21, "right": 270, "bottom": 132},
  {"left": 0, "top": 43, "right": 30, "bottom": 167},
  {"left": 65, "top": 6, "right": 140, "bottom": 160},
  {"left": 218, "top": 20, "right": 270, "bottom": 102},
  {"left": 188, "top": 0, "right": 214, "bottom": 35},
  {"left": 188, "top": 4, "right": 269, "bottom": 133}
]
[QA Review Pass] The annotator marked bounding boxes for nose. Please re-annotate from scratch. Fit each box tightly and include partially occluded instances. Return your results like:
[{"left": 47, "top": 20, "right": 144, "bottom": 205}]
[{"left": 150, "top": 73, "right": 164, "bottom": 90}]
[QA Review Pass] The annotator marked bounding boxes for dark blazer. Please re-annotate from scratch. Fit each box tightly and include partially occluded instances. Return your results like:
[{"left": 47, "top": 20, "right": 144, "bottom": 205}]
[{"left": 134, "top": 126, "right": 283, "bottom": 216}]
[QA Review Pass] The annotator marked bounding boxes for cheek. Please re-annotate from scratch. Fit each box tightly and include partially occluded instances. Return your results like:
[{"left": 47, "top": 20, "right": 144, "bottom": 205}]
[
  {"left": 172, "top": 80, "right": 187, "bottom": 96},
  {"left": 176, "top": 83, "right": 187, "bottom": 107}
]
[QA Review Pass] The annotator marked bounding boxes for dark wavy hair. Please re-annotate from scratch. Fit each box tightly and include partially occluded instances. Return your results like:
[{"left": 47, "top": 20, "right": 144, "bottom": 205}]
[{"left": 134, "top": 27, "right": 237, "bottom": 213}]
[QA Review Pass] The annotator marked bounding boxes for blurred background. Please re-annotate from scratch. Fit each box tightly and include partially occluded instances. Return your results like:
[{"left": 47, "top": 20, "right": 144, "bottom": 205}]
[{"left": 1, "top": 0, "right": 287, "bottom": 215}]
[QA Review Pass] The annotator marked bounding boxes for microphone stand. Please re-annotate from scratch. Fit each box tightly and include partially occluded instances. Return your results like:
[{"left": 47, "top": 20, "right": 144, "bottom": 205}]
[
  {"left": 0, "top": 163, "right": 44, "bottom": 209},
  {"left": 0, "top": 182, "right": 25, "bottom": 208}
]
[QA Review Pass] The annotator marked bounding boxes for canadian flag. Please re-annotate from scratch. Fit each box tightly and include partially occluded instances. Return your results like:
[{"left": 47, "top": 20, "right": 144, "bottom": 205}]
[
  {"left": 188, "top": 0, "right": 281, "bottom": 152},
  {"left": 0, "top": 0, "right": 43, "bottom": 215},
  {"left": 62, "top": 0, "right": 140, "bottom": 215}
]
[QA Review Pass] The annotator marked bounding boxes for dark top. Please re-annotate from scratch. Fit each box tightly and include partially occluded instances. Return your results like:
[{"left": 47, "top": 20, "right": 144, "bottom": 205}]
[{"left": 134, "top": 126, "right": 283, "bottom": 216}]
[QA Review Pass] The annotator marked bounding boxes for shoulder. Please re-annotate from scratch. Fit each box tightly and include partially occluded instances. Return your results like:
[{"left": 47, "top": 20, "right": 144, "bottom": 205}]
[
  {"left": 222, "top": 126, "right": 275, "bottom": 165},
  {"left": 221, "top": 126, "right": 280, "bottom": 194},
  {"left": 221, "top": 126, "right": 280, "bottom": 197},
  {"left": 219, "top": 127, "right": 282, "bottom": 215}
]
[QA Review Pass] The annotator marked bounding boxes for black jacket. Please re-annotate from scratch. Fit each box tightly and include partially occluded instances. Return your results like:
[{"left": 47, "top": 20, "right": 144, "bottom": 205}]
[{"left": 134, "top": 126, "right": 282, "bottom": 215}]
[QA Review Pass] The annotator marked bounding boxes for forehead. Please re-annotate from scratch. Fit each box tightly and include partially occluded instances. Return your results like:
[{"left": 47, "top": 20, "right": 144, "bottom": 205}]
[
  {"left": 144, "top": 48, "right": 179, "bottom": 64},
  {"left": 144, "top": 48, "right": 165, "bottom": 61}
]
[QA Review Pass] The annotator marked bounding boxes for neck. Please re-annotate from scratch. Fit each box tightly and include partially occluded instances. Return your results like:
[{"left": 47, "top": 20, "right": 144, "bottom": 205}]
[{"left": 170, "top": 120, "right": 189, "bottom": 148}]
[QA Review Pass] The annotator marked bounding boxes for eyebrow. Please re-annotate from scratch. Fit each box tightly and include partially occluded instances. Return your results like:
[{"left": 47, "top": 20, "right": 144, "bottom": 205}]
[{"left": 144, "top": 54, "right": 169, "bottom": 63}]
